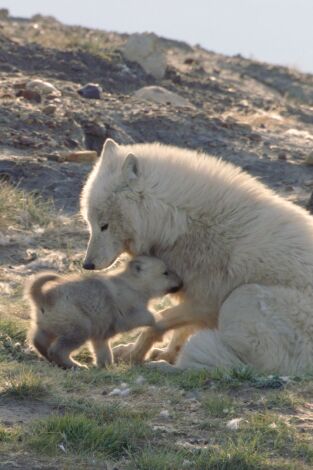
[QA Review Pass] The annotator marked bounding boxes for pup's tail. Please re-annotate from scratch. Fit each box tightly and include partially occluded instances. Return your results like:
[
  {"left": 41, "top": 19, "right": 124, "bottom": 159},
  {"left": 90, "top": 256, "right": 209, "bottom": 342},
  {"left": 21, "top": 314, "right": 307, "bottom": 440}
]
[
  {"left": 176, "top": 329, "right": 244, "bottom": 370},
  {"left": 26, "top": 272, "right": 60, "bottom": 307}
]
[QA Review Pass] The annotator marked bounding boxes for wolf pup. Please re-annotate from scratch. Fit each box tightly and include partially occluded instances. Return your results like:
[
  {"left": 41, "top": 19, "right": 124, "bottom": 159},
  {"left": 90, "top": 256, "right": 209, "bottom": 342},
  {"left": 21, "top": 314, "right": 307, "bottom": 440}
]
[{"left": 26, "top": 256, "right": 182, "bottom": 369}]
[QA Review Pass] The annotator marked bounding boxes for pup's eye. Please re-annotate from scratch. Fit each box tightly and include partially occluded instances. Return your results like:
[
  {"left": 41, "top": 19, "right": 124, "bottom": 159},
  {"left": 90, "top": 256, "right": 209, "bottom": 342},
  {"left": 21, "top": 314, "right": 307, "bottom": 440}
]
[
  {"left": 163, "top": 271, "right": 169, "bottom": 276},
  {"left": 101, "top": 223, "right": 109, "bottom": 232}
]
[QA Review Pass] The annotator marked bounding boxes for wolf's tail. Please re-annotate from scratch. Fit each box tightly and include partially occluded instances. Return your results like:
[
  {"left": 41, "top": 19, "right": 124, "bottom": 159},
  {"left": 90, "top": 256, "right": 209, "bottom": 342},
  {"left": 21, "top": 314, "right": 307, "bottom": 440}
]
[
  {"left": 26, "top": 272, "right": 60, "bottom": 307},
  {"left": 176, "top": 329, "right": 244, "bottom": 370}
]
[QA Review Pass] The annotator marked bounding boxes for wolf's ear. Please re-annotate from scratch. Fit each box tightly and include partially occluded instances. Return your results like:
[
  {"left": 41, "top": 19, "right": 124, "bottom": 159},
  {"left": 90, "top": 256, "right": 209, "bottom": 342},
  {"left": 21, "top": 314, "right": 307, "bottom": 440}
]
[
  {"left": 100, "top": 139, "right": 119, "bottom": 171},
  {"left": 121, "top": 153, "right": 140, "bottom": 185},
  {"left": 129, "top": 258, "right": 142, "bottom": 275}
]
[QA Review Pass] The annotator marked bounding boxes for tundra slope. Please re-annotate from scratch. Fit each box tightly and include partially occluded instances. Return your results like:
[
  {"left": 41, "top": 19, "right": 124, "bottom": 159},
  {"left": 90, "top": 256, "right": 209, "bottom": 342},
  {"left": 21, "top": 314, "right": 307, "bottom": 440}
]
[{"left": 81, "top": 139, "right": 313, "bottom": 375}]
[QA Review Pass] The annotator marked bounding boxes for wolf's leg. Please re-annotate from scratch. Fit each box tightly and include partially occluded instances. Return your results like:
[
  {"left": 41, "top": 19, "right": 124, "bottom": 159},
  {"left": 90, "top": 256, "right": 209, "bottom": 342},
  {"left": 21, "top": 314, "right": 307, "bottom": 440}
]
[
  {"left": 178, "top": 284, "right": 310, "bottom": 375},
  {"left": 113, "top": 302, "right": 210, "bottom": 364},
  {"left": 47, "top": 333, "right": 88, "bottom": 369},
  {"left": 31, "top": 327, "right": 55, "bottom": 360},
  {"left": 91, "top": 339, "right": 113, "bottom": 368}
]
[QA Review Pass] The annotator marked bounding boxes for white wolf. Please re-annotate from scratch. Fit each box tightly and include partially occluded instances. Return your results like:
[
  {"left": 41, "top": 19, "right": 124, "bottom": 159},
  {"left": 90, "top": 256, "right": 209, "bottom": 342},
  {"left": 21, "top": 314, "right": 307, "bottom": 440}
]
[{"left": 81, "top": 139, "right": 313, "bottom": 375}]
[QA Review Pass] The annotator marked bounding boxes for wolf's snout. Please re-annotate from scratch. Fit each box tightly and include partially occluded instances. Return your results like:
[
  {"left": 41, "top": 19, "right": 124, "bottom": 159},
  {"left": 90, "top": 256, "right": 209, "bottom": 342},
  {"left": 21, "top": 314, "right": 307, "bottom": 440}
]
[{"left": 83, "top": 262, "right": 95, "bottom": 270}]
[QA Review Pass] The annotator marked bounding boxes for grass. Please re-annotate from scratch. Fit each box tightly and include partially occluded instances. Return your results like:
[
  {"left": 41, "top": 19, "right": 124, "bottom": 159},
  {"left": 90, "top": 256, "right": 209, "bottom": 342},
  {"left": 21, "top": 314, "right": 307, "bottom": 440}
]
[
  {"left": 1, "top": 368, "right": 48, "bottom": 399},
  {"left": 202, "top": 393, "right": 235, "bottom": 417},
  {"left": 27, "top": 413, "right": 151, "bottom": 458},
  {"left": 0, "top": 182, "right": 54, "bottom": 231}
]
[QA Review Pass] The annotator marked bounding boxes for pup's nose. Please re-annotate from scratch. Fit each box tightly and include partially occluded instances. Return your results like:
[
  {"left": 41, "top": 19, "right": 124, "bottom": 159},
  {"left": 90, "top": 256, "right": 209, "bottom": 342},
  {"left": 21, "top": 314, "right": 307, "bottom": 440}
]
[
  {"left": 168, "top": 281, "right": 183, "bottom": 294},
  {"left": 83, "top": 262, "right": 95, "bottom": 270}
]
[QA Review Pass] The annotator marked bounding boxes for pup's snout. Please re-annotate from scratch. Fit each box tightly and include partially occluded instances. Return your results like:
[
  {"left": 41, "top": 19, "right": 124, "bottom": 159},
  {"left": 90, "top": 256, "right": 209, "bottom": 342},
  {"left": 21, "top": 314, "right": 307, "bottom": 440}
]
[{"left": 83, "top": 262, "right": 95, "bottom": 270}]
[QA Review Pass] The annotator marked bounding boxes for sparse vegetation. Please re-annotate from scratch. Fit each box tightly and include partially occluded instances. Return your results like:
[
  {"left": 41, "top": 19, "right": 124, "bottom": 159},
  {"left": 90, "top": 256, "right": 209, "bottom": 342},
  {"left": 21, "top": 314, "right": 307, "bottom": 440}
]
[
  {"left": 1, "top": 368, "right": 48, "bottom": 399},
  {"left": 0, "top": 182, "right": 54, "bottom": 230}
]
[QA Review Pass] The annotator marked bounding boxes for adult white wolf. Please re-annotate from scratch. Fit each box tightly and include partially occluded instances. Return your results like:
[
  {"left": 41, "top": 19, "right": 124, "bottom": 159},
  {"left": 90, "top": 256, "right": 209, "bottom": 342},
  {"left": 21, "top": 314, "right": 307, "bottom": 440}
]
[{"left": 81, "top": 139, "right": 313, "bottom": 375}]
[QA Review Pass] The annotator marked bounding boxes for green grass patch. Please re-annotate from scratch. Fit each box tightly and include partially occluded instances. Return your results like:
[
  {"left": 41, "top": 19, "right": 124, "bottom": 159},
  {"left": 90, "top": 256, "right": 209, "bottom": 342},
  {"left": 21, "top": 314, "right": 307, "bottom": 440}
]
[
  {"left": 1, "top": 368, "right": 48, "bottom": 399},
  {"left": 0, "top": 182, "right": 54, "bottom": 230},
  {"left": 0, "top": 318, "right": 31, "bottom": 362},
  {"left": 265, "top": 390, "right": 304, "bottom": 410},
  {"left": 194, "top": 438, "right": 267, "bottom": 470},
  {"left": 130, "top": 449, "right": 190, "bottom": 470},
  {"left": 202, "top": 393, "right": 235, "bottom": 418},
  {"left": 28, "top": 413, "right": 151, "bottom": 458}
]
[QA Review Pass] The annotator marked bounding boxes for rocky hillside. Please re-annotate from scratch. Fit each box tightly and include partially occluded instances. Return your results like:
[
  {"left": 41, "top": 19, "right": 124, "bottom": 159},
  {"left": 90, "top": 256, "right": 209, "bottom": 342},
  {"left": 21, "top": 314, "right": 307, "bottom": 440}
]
[{"left": 1, "top": 11, "right": 313, "bottom": 214}]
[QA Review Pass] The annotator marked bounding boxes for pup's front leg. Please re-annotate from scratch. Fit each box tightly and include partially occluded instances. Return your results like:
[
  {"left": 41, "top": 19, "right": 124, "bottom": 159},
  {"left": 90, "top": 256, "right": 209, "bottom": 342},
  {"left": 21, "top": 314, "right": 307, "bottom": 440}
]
[
  {"left": 113, "top": 301, "right": 203, "bottom": 364},
  {"left": 91, "top": 339, "right": 113, "bottom": 368}
]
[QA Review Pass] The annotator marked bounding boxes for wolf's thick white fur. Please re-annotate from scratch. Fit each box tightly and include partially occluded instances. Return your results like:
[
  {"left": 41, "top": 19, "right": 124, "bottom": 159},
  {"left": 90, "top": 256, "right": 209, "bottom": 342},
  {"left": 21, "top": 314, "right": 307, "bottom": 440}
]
[{"left": 81, "top": 139, "right": 313, "bottom": 374}]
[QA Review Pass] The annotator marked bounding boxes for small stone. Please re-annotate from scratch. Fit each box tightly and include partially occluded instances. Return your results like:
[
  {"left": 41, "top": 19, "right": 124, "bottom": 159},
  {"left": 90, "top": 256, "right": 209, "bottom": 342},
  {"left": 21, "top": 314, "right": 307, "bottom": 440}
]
[
  {"left": 78, "top": 83, "right": 102, "bottom": 99},
  {"left": 305, "top": 152, "right": 313, "bottom": 165},
  {"left": 159, "top": 409, "right": 170, "bottom": 419},
  {"left": 134, "top": 86, "right": 191, "bottom": 107},
  {"left": 16, "top": 89, "right": 41, "bottom": 103},
  {"left": 63, "top": 151, "right": 97, "bottom": 163},
  {"left": 226, "top": 418, "right": 243, "bottom": 430},
  {"left": 135, "top": 375, "right": 145, "bottom": 385},
  {"left": 278, "top": 152, "right": 287, "bottom": 160},
  {"left": 26, "top": 79, "right": 61, "bottom": 96},
  {"left": 108, "top": 388, "right": 122, "bottom": 396},
  {"left": 42, "top": 104, "right": 57, "bottom": 115}
]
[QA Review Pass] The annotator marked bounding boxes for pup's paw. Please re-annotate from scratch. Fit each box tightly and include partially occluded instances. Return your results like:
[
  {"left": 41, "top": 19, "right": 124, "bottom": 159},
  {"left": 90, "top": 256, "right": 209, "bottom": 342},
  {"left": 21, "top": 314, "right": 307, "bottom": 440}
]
[
  {"left": 112, "top": 343, "right": 136, "bottom": 363},
  {"left": 148, "top": 347, "right": 178, "bottom": 364}
]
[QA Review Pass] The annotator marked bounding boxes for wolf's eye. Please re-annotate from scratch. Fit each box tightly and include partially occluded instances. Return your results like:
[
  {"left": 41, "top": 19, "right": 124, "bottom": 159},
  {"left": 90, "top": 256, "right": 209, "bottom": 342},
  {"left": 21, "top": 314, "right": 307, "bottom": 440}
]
[
  {"left": 163, "top": 271, "right": 169, "bottom": 276},
  {"left": 101, "top": 223, "right": 109, "bottom": 232}
]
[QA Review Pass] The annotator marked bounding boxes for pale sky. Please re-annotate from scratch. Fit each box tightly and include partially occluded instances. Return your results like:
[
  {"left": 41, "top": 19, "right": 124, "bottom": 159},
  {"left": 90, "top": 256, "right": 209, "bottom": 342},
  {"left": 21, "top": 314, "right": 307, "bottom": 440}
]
[{"left": 3, "top": 0, "right": 313, "bottom": 73}]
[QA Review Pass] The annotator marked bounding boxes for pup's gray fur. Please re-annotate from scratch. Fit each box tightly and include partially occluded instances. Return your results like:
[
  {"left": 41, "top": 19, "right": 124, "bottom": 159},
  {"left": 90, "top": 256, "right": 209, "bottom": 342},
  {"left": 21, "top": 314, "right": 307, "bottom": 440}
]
[{"left": 26, "top": 256, "right": 182, "bottom": 369}]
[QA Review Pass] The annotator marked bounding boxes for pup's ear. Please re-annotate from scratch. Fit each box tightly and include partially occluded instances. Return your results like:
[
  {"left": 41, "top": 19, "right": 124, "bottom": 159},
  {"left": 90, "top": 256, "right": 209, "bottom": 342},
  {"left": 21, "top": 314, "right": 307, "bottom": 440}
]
[
  {"left": 100, "top": 139, "right": 119, "bottom": 172},
  {"left": 129, "top": 258, "right": 142, "bottom": 275},
  {"left": 121, "top": 153, "right": 140, "bottom": 186}
]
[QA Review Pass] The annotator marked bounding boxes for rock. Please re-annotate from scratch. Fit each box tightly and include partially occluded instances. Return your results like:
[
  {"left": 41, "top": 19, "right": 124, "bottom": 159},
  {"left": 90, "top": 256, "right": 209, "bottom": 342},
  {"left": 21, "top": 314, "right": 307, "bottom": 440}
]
[
  {"left": 226, "top": 418, "right": 243, "bottom": 430},
  {"left": 123, "top": 32, "right": 167, "bottom": 79},
  {"left": 305, "top": 151, "right": 313, "bottom": 165},
  {"left": 26, "top": 79, "right": 61, "bottom": 96},
  {"left": 0, "top": 8, "right": 9, "bottom": 19},
  {"left": 134, "top": 86, "right": 191, "bottom": 107},
  {"left": 159, "top": 409, "right": 170, "bottom": 419},
  {"left": 78, "top": 83, "right": 102, "bottom": 99},
  {"left": 16, "top": 89, "right": 41, "bottom": 103},
  {"left": 42, "top": 104, "right": 57, "bottom": 115},
  {"left": 278, "top": 151, "right": 287, "bottom": 161},
  {"left": 63, "top": 150, "right": 97, "bottom": 163}
]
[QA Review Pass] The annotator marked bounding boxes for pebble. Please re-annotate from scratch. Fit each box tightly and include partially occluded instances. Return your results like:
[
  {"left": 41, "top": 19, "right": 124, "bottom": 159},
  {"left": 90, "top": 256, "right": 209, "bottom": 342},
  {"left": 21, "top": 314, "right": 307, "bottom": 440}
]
[
  {"left": 159, "top": 409, "right": 170, "bottom": 419},
  {"left": 305, "top": 151, "right": 313, "bottom": 165},
  {"left": 226, "top": 418, "right": 243, "bottom": 430},
  {"left": 135, "top": 375, "right": 146, "bottom": 385},
  {"left": 78, "top": 83, "right": 102, "bottom": 99},
  {"left": 26, "top": 79, "right": 61, "bottom": 96},
  {"left": 16, "top": 89, "right": 41, "bottom": 103},
  {"left": 42, "top": 104, "right": 57, "bottom": 115},
  {"left": 63, "top": 150, "right": 97, "bottom": 163}
]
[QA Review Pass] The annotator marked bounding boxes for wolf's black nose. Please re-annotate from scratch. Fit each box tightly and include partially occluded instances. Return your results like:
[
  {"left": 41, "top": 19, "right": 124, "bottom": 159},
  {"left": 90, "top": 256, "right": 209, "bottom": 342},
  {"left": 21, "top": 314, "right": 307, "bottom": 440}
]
[{"left": 83, "top": 262, "right": 95, "bottom": 270}]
